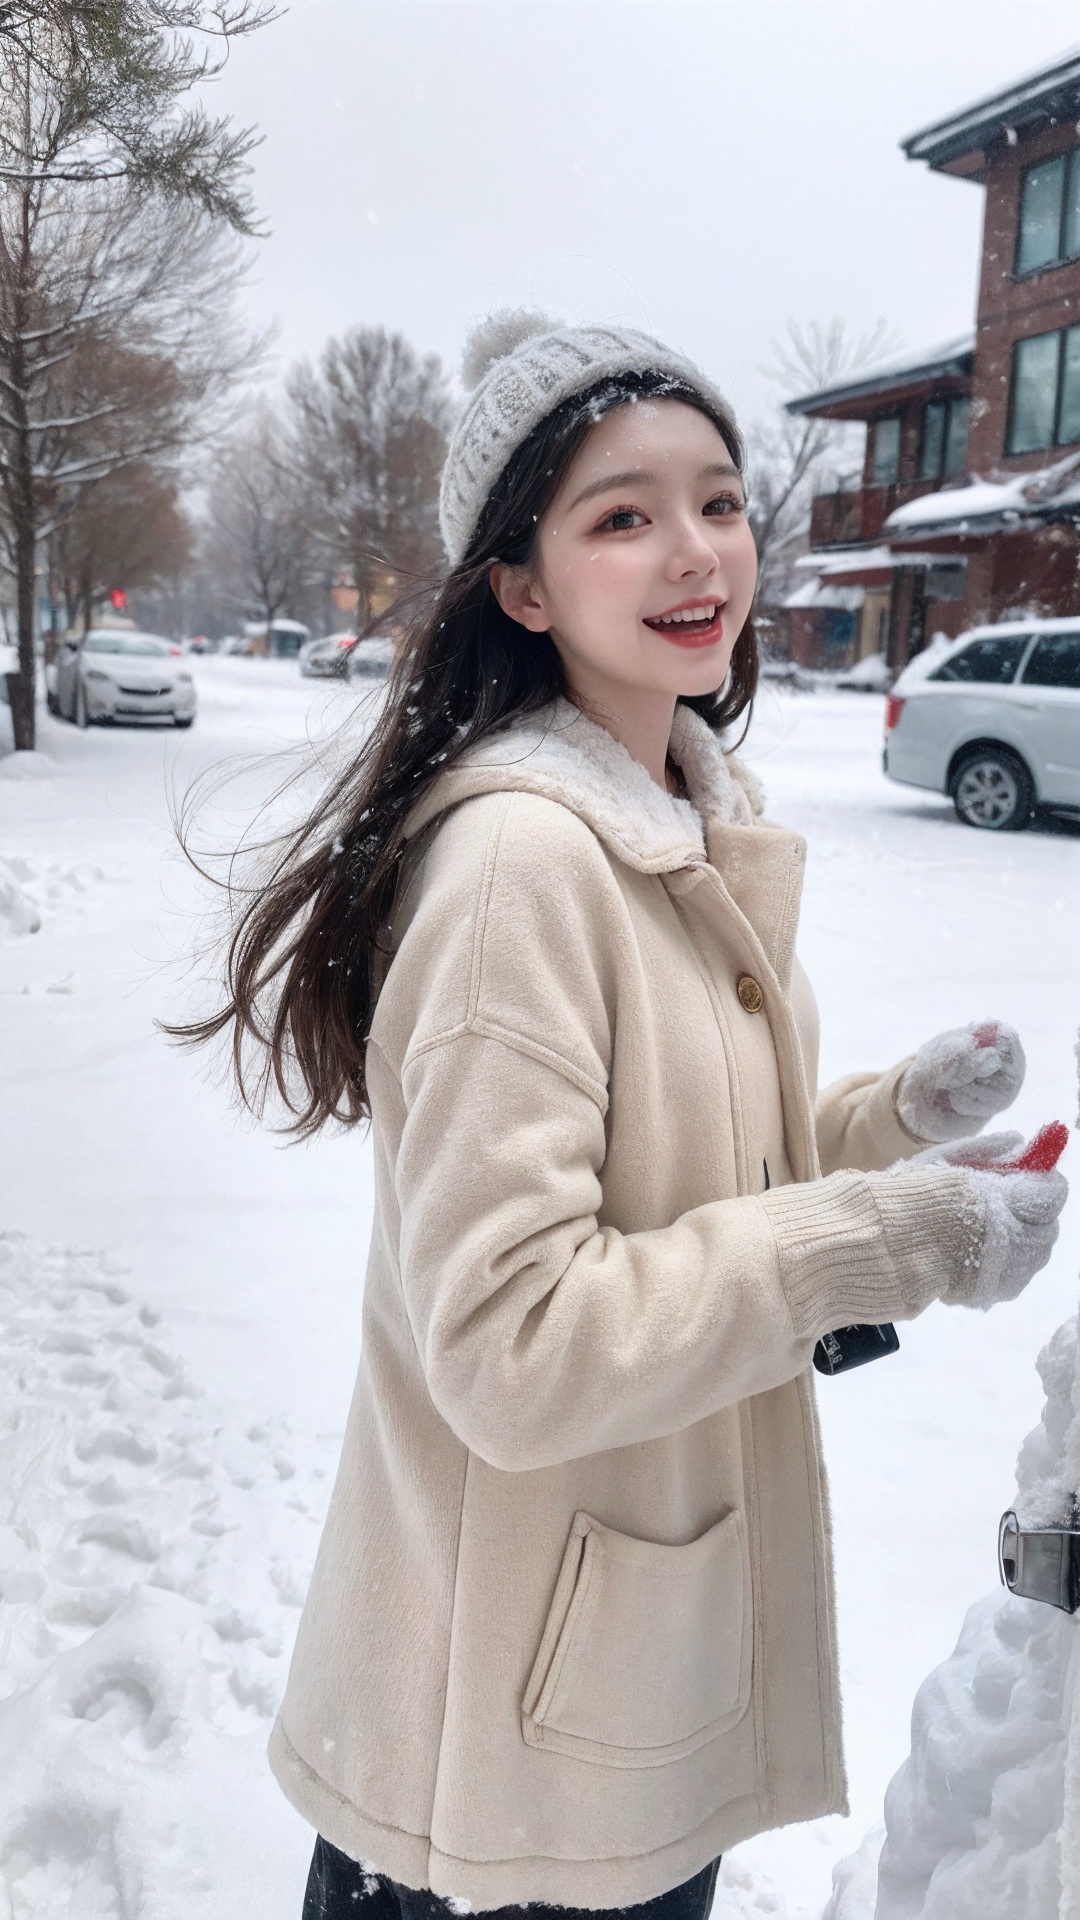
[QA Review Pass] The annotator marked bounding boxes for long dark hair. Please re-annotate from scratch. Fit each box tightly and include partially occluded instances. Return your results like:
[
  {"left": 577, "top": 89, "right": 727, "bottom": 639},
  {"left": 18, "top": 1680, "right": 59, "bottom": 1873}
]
[{"left": 172, "top": 369, "right": 759, "bottom": 1136}]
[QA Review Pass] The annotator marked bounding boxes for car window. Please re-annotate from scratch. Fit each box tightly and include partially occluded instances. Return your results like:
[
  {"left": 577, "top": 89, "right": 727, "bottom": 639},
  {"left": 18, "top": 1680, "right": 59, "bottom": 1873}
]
[
  {"left": 83, "top": 633, "right": 171, "bottom": 657},
  {"left": 929, "top": 636, "right": 1028, "bottom": 684},
  {"left": 1020, "top": 634, "right": 1080, "bottom": 689}
]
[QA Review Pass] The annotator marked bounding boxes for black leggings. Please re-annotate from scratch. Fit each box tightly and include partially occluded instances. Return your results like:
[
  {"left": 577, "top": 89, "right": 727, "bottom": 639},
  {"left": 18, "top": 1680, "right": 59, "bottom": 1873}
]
[{"left": 302, "top": 1839, "right": 722, "bottom": 1920}]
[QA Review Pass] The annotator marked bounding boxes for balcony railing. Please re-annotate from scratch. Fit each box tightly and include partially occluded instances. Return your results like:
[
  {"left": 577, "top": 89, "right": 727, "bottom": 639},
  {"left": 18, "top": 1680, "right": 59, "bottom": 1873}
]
[{"left": 809, "top": 478, "right": 944, "bottom": 548}]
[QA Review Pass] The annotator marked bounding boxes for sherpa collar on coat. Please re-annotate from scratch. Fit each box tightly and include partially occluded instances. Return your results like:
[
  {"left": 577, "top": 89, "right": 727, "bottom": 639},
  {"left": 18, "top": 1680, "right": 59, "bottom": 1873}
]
[{"left": 404, "top": 698, "right": 764, "bottom": 876}]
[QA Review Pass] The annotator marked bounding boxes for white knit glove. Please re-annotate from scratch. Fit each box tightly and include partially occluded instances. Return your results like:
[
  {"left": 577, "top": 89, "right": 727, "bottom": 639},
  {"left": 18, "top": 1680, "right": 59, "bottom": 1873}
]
[
  {"left": 896, "top": 1020, "right": 1025, "bottom": 1144},
  {"left": 912, "top": 1132, "right": 1067, "bottom": 1310}
]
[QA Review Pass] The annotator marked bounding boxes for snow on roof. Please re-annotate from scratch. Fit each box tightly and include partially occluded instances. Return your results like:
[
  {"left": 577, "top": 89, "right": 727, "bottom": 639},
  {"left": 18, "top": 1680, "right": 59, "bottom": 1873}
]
[
  {"left": 795, "top": 545, "right": 894, "bottom": 575},
  {"left": 902, "top": 44, "right": 1080, "bottom": 170},
  {"left": 784, "top": 579, "right": 865, "bottom": 612},
  {"left": 796, "top": 544, "right": 965, "bottom": 574},
  {"left": 885, "top": 452, "right": 1080, "bottom": 534},
  {"left": 886, "top": 478, "right": 1028, "bottom": 532},
  {"left": 786, "top": 335, "right": 975, "bottom": 417}
]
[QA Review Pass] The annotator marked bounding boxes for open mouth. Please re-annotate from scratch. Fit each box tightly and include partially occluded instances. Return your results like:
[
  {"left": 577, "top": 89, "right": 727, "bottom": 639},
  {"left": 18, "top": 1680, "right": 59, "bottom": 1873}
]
[{"left": 643, "top": 602, "right": 724, "bottom": 648}]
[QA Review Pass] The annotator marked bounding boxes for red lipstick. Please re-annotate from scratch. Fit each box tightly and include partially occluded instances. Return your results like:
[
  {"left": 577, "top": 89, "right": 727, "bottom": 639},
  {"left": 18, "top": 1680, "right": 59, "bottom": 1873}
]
[{"left": 643, "top": 598, "right": 725, "bottom": 650}]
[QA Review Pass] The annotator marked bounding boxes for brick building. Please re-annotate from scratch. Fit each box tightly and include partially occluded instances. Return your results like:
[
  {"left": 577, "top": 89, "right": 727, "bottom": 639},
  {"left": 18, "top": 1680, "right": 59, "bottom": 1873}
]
[{"left": 785, "top": 48, "right": 1080, "bottom": 671}]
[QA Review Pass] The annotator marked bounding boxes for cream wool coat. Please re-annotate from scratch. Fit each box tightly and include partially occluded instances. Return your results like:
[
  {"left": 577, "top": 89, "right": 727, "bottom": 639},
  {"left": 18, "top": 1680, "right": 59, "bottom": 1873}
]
[{"left": 269, "top": 700, "right": 976, "bottom": 1910}]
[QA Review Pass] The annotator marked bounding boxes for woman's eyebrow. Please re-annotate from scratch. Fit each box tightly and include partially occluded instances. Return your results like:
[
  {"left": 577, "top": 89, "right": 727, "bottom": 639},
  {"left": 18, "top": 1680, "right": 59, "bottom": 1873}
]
[
  {"left": 568, "top": 470, "right": 655, "bottom": 511},
  {"left": 567, "top": 460, "right": 741, "bottom": 513}
]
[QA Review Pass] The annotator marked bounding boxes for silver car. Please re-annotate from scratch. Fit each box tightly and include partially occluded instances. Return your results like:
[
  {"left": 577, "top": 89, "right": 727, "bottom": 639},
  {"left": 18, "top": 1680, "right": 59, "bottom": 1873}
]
[
  {"left": 883, "top": 619, "right": 1080, "bottom": 830},
  {"left": 299, "top": 632, "right": 358, "bottom": 679},
  {"left": 52, "top": 628, "right": 197, "bottom": 729},
  {"left": 346, "top": 635, "right": 396, "bottom": 681}
]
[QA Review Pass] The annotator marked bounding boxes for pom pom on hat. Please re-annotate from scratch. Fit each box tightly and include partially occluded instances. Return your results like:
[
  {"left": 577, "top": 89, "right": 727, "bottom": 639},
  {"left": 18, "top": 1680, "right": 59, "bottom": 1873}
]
[{"left": 460, "top": 308, "right": 559, "bottom": 392}]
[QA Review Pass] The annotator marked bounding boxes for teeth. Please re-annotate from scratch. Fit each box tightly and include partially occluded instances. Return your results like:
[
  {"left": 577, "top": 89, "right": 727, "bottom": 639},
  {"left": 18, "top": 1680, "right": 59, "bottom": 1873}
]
[{"left": 656, "top": 605, "right": 715, "bottom": 626}]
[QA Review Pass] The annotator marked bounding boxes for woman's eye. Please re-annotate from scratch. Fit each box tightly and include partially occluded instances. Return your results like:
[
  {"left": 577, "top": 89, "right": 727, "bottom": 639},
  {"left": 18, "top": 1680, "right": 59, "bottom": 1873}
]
[
  {"left": 596, "top": 506, "right": 647, "bottom": 533},
  {"left": 704, "top": 492, "right": 745, "bottom": 518}
]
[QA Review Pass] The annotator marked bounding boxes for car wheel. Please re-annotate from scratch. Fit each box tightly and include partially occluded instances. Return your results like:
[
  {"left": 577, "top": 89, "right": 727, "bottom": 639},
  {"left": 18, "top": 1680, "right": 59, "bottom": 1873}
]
[
  {"left": 951, "top": 747, "right": 1034, "bottom": 831},
  {"left": 173, "top": 715, "right": 195, "bottom": 729},
  {"left": 75, "top": 678, "right": 89, "bottom": 730},
  {"left": 46, "top": 689, "right": 59, "bottom": 715}
]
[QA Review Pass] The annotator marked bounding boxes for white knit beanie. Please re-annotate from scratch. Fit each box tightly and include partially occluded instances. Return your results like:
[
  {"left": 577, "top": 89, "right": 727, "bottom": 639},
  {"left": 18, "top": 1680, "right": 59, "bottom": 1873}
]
[{"left": 439, "top": 310, "right": 736, "bottom": 566}]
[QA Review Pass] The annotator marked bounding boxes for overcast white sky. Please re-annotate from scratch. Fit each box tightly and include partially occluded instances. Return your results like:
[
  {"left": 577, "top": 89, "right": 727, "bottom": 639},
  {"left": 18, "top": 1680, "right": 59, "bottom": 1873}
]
[{"left": 210, "top": 0, "right": 1080, "bottom": 430}]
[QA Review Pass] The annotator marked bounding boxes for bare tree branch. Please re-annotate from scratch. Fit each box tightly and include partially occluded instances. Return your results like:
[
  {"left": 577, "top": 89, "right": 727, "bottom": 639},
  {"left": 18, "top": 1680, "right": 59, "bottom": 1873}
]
[
  {"left": 203, "top": 401, "right": 313, "bottom": 630},
  {"left": 748, "top": 316, "right": 901, "bottom": 621},
  {"left": 286, "top": 327, "right": 453, "bottom": 626}
]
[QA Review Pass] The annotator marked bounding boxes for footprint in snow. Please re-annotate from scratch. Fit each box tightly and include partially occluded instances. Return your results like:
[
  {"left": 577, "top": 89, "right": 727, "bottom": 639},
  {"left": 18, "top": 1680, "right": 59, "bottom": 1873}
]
[{"left": 0, "top": 1231, "right": 342, "bottom": 1915}]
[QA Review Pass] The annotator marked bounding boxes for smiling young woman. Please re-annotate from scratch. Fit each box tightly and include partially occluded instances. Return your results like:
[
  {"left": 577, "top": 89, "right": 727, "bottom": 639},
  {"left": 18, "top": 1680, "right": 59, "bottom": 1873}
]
[
  {"left": 488, "top": 397, "right": 758, "bottom": 790},
  {"left": 177, "top": 314, "right": 1065, "bottom": 1920}
]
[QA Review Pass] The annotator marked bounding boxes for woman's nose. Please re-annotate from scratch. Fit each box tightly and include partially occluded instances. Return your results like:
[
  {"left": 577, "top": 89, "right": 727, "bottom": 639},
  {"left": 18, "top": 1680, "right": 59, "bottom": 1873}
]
[{"left": 666, "top": 518, "right": 721, "bottom": 579}]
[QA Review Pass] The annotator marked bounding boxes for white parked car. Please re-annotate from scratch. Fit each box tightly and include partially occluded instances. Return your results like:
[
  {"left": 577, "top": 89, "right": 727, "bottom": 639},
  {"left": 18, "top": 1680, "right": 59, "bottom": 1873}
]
[
  {"left": 884, "top": 618, "right": 1080, "bottom": 829},
  {"left": 51, "top": 628, "right": 196, "bottom": 729}
]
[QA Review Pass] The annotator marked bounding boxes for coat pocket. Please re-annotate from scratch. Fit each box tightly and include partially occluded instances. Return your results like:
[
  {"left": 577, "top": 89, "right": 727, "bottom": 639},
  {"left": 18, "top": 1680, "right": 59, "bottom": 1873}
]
[{"left": 522, "top": 1509, "right": 752, "bottom": 1769}]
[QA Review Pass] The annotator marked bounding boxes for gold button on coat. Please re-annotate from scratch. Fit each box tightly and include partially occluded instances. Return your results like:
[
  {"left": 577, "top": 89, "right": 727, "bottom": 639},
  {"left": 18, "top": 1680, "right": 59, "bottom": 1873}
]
[{"left": 737, "top": 974, "right": 765, "bottom": 1014}]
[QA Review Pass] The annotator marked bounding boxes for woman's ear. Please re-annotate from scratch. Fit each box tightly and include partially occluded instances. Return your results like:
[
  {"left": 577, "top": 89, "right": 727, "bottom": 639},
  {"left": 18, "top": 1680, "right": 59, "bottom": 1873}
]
[{"left": 488, "top": 563, "right": 550, "bottom": 634}]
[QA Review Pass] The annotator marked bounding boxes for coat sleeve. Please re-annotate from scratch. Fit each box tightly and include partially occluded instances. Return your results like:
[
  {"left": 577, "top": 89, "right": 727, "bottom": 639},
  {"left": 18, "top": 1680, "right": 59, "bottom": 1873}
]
[
  {"left": 392, "top": 1027, "right": 974, "bottom": 1472},
  {"left": 815, "top": 1061, "right": 932, "bottom": 1175}
]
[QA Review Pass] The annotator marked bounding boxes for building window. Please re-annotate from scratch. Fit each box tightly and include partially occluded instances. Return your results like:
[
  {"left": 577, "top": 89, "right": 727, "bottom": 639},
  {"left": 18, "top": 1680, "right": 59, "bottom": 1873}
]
[
  {"left": 1016, "top": 146, "right": 1080, "bottom": 274},
  {"left": 925, "top": 562, "right": 965, "bottom": 600},
  {"left": 869, "top": 416, "right": 901, "bottom": 484},
  {"left": 1060, "top": 329, "right": 1080, "bottom": 445},
  {"left": 1007, "top": 325, "right": 1080, "bottom": 453},
  {"left": 919, "top": 397, "right": 970, "bottom": 480}
]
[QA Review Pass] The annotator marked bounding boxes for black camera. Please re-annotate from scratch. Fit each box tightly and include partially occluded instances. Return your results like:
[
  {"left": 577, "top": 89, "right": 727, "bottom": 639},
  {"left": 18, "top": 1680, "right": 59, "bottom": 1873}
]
[{"left": 813, "top": 1321, "right": 900, "bottom": 1376}]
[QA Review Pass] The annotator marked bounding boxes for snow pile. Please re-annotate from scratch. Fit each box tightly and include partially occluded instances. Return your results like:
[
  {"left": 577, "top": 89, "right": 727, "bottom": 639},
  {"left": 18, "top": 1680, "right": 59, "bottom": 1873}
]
[
  {"left": 834, "top": 654, "right": 892, "bottom": 694},
  {"left": 0, "top": 1231, "right": 333, "bottom": 1917},
  {"left": 0, "top": 859, "right": 40, "bottom": 937},
  {"left": 713, "top": 1853, "right": 799, "bottom": 1915},
  {"left": 0, "top": 853, "right": 124, "bottom": 938},
  {"left": 824, "top": 1314, "right": 1080, "bottom": 1919},
  {"left": 0, "top": 751, "right": 57, "bottom": 782}
]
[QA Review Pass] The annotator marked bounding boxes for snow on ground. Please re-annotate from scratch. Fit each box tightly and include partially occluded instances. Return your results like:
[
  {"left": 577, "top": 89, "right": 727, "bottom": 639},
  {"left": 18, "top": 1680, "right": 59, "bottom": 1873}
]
[
  {"left": 1, "top": 664, "right": 1078, "bottom": 1919},
  {"left": 0, "top": 1229, "right": 336, "bottom": 1919}
]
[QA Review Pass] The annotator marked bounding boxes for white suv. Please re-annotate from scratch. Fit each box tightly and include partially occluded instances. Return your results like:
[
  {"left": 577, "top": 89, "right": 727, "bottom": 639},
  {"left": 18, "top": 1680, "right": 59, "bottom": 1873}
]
[{"left": 883, "top": 618, "right": 1080, "bottom": 830}]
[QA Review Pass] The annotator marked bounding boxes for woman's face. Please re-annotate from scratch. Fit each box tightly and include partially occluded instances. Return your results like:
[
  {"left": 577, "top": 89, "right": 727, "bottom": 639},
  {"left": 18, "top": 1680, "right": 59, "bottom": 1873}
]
[{"left": 490, "top": 398, "right": 758, "bottom": 708}]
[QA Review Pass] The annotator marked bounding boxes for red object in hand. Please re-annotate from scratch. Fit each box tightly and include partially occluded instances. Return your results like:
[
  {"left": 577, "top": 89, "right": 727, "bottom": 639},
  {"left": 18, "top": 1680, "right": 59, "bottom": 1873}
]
[{"left": 1001, "top": 1122, "right": 1070, "bottom": 1173}]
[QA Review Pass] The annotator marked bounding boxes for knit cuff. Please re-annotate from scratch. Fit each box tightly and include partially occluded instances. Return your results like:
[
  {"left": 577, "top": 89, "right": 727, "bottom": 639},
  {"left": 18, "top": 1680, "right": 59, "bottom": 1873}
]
[{"left": 762, "top": 1165, "right": 977, "bottom": 1341}]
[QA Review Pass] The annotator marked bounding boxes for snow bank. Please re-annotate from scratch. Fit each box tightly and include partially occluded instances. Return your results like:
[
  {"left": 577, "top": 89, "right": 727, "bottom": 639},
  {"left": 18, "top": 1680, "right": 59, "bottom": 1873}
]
[
  {"left": 834, "top": 654, "right": 892, "bottom": 693},
  {"left": 0, "top": 751, "right": 57, "bottom": 782},
  {"left": 713, "top": 1852, "right": 802, "bottom": 1914},
  {"left": 0, "top": 1232, "right": 330, "bottom": 1917},
  {"left": 0, "top": 860, "right": 40, "bottom": 937},
  {"left": 0, "top": 852, "right": 124, "bottom": 941},
  {"left": 823, "top": 1314, "right": 1080, "bottom": 1920}
]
